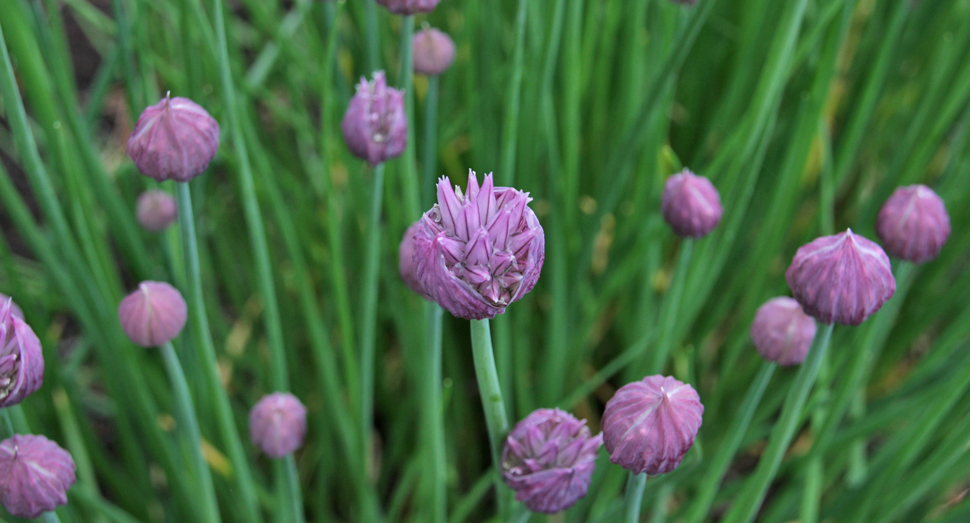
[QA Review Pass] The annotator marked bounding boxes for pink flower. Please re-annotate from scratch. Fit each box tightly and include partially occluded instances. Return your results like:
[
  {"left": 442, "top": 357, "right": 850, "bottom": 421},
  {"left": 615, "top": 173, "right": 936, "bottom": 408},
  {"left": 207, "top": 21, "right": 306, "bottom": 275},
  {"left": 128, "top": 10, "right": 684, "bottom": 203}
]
[
  {"left": 412, "top": 170, "right": 544, "bottom": 320},
  {"left": 399, "top": 221, "right": 426, "bottom": 296},
  {"left": 0, "top": 434, "right": 76, "bottom": 518},
  {"left": 0, "top": 298, "right": 44, "bottom": 408},
  {"left": 602, "top": 375, "right": 704, "bottom": 475},
  {"left": 750, "top": 297, "right": 817, "bottom": 365},
  {"left": 413, "top": 28, "right": 456, "bottom": 76},
  {"left": 127, "top": 94, "right": 220, "bottom": 182},
  {"left": 118, "top": 282, "right": 188, "bottom": 347},
  {"left": 661, "top": 169, "right": 723, "bottom": 238},
  {"left": 501, "top": 409, "right": 603, "bottom": 513},
  {"left": 875, "top": 184, "right": 950, "bottom": 264},
  {"left": 249, "top": 392, "right": 308, "bottom": 458},
  {"left": 341, "top": 71, "right": 407, "bottom": 166},
  {"left": 136, "top": 190, "right": 178, "bottom": 232},
  {"left": 375, "top": 0, "right": 442, "bottom": 15},
  {"left": 785, "top": 229, "right": 896, "bottom": 325}
]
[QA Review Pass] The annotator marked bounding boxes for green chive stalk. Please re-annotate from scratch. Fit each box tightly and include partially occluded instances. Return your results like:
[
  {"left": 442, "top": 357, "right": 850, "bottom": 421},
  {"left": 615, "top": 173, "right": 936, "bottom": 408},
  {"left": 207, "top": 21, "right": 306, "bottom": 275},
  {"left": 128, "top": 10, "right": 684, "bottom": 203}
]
[
  {"left": 624, "top": 472, "right": 648, "bottom": 523},
  {"left": 359, "top": 162, "right": 386, "bottom": 479},
  {"left": 469, "top": 319, "right": 512, "bottom": 517}
]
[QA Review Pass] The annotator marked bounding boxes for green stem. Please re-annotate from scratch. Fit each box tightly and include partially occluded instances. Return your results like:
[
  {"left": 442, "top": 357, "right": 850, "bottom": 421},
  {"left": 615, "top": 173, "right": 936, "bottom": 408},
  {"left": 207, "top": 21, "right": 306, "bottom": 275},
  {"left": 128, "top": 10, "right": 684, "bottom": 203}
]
[
  {"left": 469, "top": 318, "right": 511, "bottom": 517},
  {"left": 422, "top": 75, "right": 440, "bottom": 209},
  {"left": 359, "top": 162, "right": 386, "bottom": 478},
  {"left": 282, "top": 455, "right": 306, "bottom": 523},
  {"left": 720, "top": 322, "right": 835, "bottom": 523},
  {"left": 160, "top": 342, "right": 220, "bottom": 523},
  {"left": 177, "top": 182, "right": 260, "bottom": 523},
  {"left": 644, "top": 239, "right": 693, "bottom": 376},
  {"left": 424, "top": 302, "right": 447, "bottom": 523},
  {"left": 0, "top": 409, "right": 13, "bottom": 437},
  {"left": 499, "top": 0, "right": 528, "bottom": 186},
  {"left": 624, "top": 472, "right": 647, "bottom": 523}
]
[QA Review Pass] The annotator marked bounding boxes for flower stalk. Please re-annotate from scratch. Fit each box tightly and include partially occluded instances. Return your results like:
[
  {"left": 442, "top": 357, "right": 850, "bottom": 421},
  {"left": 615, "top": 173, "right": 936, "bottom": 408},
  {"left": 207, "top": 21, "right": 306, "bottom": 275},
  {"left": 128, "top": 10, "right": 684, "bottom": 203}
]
[{"left": 469, "top": 318, "right": 511, "bottom": 516}]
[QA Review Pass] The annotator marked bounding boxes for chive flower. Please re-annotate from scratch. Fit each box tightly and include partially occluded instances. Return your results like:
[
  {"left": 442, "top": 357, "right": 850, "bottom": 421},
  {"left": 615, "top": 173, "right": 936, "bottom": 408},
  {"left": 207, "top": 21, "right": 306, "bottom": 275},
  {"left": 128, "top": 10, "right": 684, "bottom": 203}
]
[
  {"left": 750, "top": 297, "right": 817, "bottom": 366},
  {"left": 136, "top": 190, "right": 178, "bottom": 232},
  {"left": 0, "top": 434, "right": 76, "bottom": 519},
  {"left": 249, "top": 392, "right": 308, "bottom": 458},
  {"left": 375, "top": 0, "right": 441, "bottom": 15},
  {"left": 118, "top": 282, "right": 188, "bottom": 347},
  {"left": 399, "top": 221, "right": 426, "bottom": 296},
  {"left": 0, "top": 294, "right": 23, "bottom": 320},
  {"left": 341, "top": 71, "right": 407, "bottom": 166},
  {"left": 413, "top": 28, "right": 456, "bottom": 76},
  {"left": 501, "top": 408, "right": 603, "bottom": 513},
  {"left": 875, "top": 184, "right": 950, "bottom": 264},
  {"left": 127, "top": 93, "right": 220, "bottom": 182},
  {"left": 661, "top": 169, "right": 723, "bottom": 238},
  {"left": 786, "top": 229, "right": 896, "bottom": 326},
  {"left": 0, "top": 298, "right": 43, "bottom": 409},
  {"left": 601, "top": 375, "right": 704, "bottom": 475},
  {"left": 412, "top": 170, "right": 544, "bottom": 320}
]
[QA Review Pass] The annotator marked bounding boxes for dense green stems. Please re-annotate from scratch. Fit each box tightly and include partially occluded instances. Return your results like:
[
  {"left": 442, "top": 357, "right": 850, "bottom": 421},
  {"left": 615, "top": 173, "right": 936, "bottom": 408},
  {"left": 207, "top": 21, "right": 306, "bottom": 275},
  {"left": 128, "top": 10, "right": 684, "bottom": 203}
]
[
  {"left": 399, "top": 15, "right": 421, "bottom": 221},
  {"left": 643, "top": 239, "right": 693, "bottom": 377},
  {"left": 423, "top": 302, "right": 447, "bottom": 523},
  {"left": 499, "top": 0, "right": 528, "bottom": 186},
  {"left": 359, "top": 162, "right": 386, "bottom": 478},
  {"left": 364, "top": 0, "right": 379, "bottom": 73},
  {"left": 422, "top": 75, "right": 440, "bottom": 208},
  {"left": 721, "top": 322, "right": 835, "bottom": 523},
  {"left": 177, "top": 182, "right": 260, "bottom": 523},
  {"left": 160, "top": 341, "right": 220, "bottom": 523},
  {"left": 624, "top": 473, "right": 648, "bottom": 523},
  {"left": 469, "top": 318, "right": 512, "bottom": 517}
]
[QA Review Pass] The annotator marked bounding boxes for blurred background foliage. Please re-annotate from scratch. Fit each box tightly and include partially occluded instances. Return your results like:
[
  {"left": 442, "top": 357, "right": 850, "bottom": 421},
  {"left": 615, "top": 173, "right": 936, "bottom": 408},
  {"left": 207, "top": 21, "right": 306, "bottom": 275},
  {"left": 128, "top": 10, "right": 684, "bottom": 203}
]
[{"left": 0, "top": 0, "right": 969, "bottom": 521}]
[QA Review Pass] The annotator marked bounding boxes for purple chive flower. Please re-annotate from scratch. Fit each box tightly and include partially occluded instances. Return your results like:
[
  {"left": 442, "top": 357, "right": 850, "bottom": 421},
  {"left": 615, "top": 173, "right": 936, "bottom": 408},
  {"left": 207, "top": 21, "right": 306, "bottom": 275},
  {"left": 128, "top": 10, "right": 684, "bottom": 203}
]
[
  {"left": 661, "top": 169, "right": 723, "bottom": 238},
  {"left": 412, "top": 170, "right": 545, "bottom": 320},
  {"left": 602, "top": 375, "right": 704, "bottom": 475},
  {"left": 399, "top": 221, "right": 426, "bottom": 296},
  {"left": 136, "top": 190, "right": 178, "bottom": 232},
  {"left": 0, "top": 294, "right": 23, "bottom": 320},
  {"left": 501, "top": 408, "right": 603, "bottom": 513},
  {"left": 0, "top": 299, "right": 43, "bottom": 409},
  {"left": 671, "top": 0, "right": 699, "bottom": 5},
  {"left": 341, "top": 71, "right": 407, "bottom": 166},
  {"left": 413, "top": 28, "right": 457, "bottom": 76},
  {"left": 750, "top": 297, "right": 817, "bottom": 366},
  {"left": 375, "top": 0, "right": 442, "bottom": 15},
  {"left": 0, "top": 434, "right": 76, "bottom": 519},
  {"left": 249, "top": 392, "right": 308, "bottom": 458},
  {"left": 118, "top": 282, "right": 188, "bottom": 347},
  {"left": 876, "top": 184, "right": 951, "bottom": 264},
  {"left": 126, "top": 93, "right": 220, "bottom": 182},
  {"left": 786, "top": 229, "right": 896, "bottom": 326}
]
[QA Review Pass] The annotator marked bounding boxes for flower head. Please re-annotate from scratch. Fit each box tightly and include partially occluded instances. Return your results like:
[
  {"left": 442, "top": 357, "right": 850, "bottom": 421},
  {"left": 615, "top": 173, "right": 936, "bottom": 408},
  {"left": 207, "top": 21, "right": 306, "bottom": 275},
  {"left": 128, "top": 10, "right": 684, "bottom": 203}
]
[
  {"left": 0, "top": 299, "right": 43, "bottom": 409},
  {"left": 375, "top": 0, "right": 442, "bottom": 15},
  {"left": 0, "top": 294, "right": 23, "bottom": 320},
  {"left": 399, "top": 221, "right": 426, "bottom": 296},
  {"left": 785, "top": 229, "right": 895, "bottom": 326},
  {"left": 501, "top": 409, "right": 603, "bottom": 513},
  {"left": 661, "top": 169, "right": 723, "bottom": 238},
  {"left": 126, "top": 94, "right": 220, "bottom": 182},
  {"left": 602, "top": 375, "right": 703, "bottom": 475},
  {"left": 412, "top": 170, "right": 544, "bottom": 320},
  {"left": 118, "top": 282, "right": 188, "bottom": 347},
  {"left": 876, "top": 184, "right": 950, "bottom": 264},
  {"left": 136, "top": 190, "right": 178, "bottom": 232},
  {"left": 750, "top": 297, "right": 817, "bottom": 366},
  {"left": 341, "top": 71, "right": 407, "bottom": 166},
  {"left": 413, "top": 28, "right": 456, "bottom": 76},
  {"left": 249, "top": 392, "right": 308, "bottom": 458},
  {"left": 0, "top": 434, "right": 76, "bottom": 518}
]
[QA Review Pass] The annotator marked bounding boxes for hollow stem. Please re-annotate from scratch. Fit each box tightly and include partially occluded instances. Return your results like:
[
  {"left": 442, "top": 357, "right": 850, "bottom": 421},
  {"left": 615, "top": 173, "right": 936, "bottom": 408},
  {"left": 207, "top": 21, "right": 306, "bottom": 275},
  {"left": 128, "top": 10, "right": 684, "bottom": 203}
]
[
  {"left": 644, "top": 239, "right": 693, "bottom": 376},
  {"left": 469, "top": 318, "right": 511, "bottom": 517},
  {"left": 424, "top": 302, "right": 447, "bottom": 523},
  {"left": 624, "top": 472, "right": 648, "bottom": 523},
  {"left": 359, "top": 162, "right": 386, "bottom": 478}
]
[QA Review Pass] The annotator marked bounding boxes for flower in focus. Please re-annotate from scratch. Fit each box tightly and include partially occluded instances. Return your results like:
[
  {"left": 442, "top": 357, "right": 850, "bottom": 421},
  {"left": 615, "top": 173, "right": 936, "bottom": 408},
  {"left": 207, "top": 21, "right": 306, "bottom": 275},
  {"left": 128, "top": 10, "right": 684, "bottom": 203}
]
[
  {"left": 0, "top": 434, "right": 76, "bottom": 518},
  {"left": 412, "top": 170, "right": 544, "bottom": 320},
  {"left": 341, "top": 71, "right": 407, "bottom": 166},
  {"left": 126, "top": 93, "right": 220, "bottom": 182},
  {"left": 136, "top": 190, "right": 178, "bottom": 232},
  {"left": 413, "top": 28, "right": 456, "bottom": 76},
  {"left": 118, "top": 282, "right": 188, "bottom": 347},
  {"left": 661, "top": 169, "right": 723, "bottom": 238},
  {"left": 785, "top": 229, "right": 895, "bottom": 326},
  {"left": 0, "top": 299, "right": 43, "bottom": 409},
  {"left": 399, "top": 221, "right": 426, "bottom": 296},
  {"left": 249, "top": 392, "right": 308, "bottom": 458},
  {"left": 602, "top": 375, "right": 703, "bottom": 475},
  {"left": 375, "top": 0, "right": 441, "bottom": 15},
  {"left": 0, "top": 294, "right": 23, "bottom": 320},
  {"left": 750, "top": 297, "right": 817, "bottom": 366},
  {"left": 876, "top": 184, "right": 950, "bottom": 264},
  {"left": 501, "top": 408, "right": 603, "bottom": 513}
]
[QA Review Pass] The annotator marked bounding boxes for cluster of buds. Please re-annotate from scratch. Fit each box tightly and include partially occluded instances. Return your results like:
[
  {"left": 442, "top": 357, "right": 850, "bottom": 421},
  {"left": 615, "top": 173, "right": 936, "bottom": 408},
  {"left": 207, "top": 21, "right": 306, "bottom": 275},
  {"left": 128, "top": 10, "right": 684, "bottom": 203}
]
[
  {"left": 341, "top": 71, "right": 407, "bottom": 166},
  {"left": 127, "top": 94, "right": 220, "bottom": 183},
  {"left": 249, "top": 392, "right": 308, "bottom": 459}
]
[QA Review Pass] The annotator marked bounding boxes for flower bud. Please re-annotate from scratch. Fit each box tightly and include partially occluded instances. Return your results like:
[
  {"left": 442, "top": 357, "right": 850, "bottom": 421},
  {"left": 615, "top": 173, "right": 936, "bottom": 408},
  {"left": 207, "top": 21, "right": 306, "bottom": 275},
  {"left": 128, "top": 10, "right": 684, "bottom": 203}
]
[
  {"left": 341, "top": 71, "right": 407, "bottom": 166},
  {"left": 136, "top": 190, "right": 178, "bottom": 232},
  {"left": 399, "top": 221, "right": 426, "bottom": 296},
  {"left": 413, "top": 28, "right": 456, "bottom": 76},
  {"left": 0, "top": 434, "right": 76, "bottom": 518},
  {"left": 875, "top": 184, "right": 950, "bottom": 264},
  {"left": 602, "top": 375, "right": 703, "bottom": 475},
  {"left": 118, "top": 282, "right": 188, "bottom": 347},
  {"left": 785, "top": 229, "right": 895, "bottom": 326},
  {"left": 750, "top": 297, "right": 817, "bottom": 366},
  {"left": 375, "top": 0, "right": 441, "bottom": 15},
  {"left": 501, "top": 408, "right": 603, "bottom": 513},
  {"left": 249, "top": 392, "right": 308, "bottom": 458},
  {"left": 413, "top": 170, "right": 545, "bottom": 320},
  {"left": 0, "top": 294, "right": 23, "bottom": 320},
  {"left": 671, "top": 0, "right": 698, "bottom": 5},
  {"left": 0, "top": 299, "right": 44, "bottom": 409},
  {"left": 661, "top": 169, "right": 723, "bottom": 238},
  {"left": 127, "top": 94, "right": 220, "bottom": 182}
]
